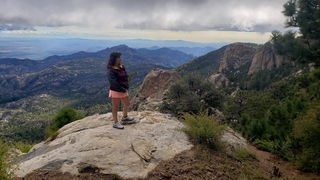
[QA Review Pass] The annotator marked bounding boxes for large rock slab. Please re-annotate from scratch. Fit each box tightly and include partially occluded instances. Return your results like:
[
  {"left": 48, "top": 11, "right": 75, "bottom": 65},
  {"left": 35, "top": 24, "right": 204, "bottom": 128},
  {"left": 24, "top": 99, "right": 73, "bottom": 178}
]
[{"left": 13, "top": 111, "right": 193, "bottom": 179}]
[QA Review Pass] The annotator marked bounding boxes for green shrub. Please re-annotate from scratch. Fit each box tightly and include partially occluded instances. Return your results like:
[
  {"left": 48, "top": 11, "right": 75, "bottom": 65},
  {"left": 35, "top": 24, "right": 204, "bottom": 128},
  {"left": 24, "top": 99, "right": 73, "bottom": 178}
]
[
  {"left": 307, "top": 69, "right": 320, "bottom": 99},
  {"left": 294, "top": 103, "right": 320, "bottom": 172},
  {"left": 11, "top": 141, "right": 33, "bottom": 153},
  {"left": 181, "top": 112, "right": 226, "bottom": 150},
  {"left": 44, "top": 127, "right": 59, "bottom": 140},
  {"left": 245, "top": 118, "right": 268, "bottom": 140},
  {"left": 45, "top": 108, "right": 84, "bottom": 139},
  {"left": 161, "top": 74, "right": 223, "bottom": 114},
  {"left": 296, "top": 148, "right": 320, "bottom": 172},
  {"left": 231, "top": 148, "right": 256, "bottom": 162},
  {"left": 253, "top": 139, "right": 275, "bottom": 152},
  {"left": 0, "top": 139, "right": 11, "bottom": 180}
]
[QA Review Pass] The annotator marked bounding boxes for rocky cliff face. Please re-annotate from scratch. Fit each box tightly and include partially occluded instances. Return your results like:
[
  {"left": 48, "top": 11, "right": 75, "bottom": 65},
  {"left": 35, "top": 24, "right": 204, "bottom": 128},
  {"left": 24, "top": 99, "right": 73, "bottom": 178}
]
[
  {"left": 177, "top": 42, "right": 293, "bottom": 89},
  {"left": 218, "top": 43, "right": 256, "bottom": 73},
  {"left": 130, "top": 69, "right": 181, "bottom": 111},
  {"left": 178, "top": 42, "right": 292, "bottom": 80},
  {"left": 248, "top": 42, "right": 289, "bottom": 74},
  {"left": 207, "top": 42, "right": 293, "bottom": 88}
]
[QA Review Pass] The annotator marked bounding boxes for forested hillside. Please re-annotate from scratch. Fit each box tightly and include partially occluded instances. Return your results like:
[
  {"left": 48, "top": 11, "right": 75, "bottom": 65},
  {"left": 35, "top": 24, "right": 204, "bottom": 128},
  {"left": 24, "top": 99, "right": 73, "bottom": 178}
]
[{"left": 165, "top": 0, "right": 320, "bottom": 172}]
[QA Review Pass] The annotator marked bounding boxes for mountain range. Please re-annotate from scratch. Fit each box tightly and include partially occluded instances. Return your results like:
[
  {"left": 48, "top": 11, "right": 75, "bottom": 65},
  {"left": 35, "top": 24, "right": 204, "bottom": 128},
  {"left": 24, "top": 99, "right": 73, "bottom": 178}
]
[
  {"left": 0, "top": 37, "right": 227, "bottom": 59},
  {"left": 0, "top": 44, "right": 195, "bottom": 104}
]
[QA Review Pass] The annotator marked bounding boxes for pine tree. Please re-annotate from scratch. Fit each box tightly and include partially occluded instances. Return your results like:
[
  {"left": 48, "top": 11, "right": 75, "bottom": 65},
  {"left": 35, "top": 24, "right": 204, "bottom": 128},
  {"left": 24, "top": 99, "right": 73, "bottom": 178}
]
[{"left": 272, "top": 0, "right": 320, "bottom": 65}]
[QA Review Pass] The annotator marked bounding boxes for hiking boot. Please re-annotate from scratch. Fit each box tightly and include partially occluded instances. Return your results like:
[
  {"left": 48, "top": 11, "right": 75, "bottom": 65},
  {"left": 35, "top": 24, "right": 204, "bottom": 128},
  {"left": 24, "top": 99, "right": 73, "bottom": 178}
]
[
  {"left": 113, "top": 122, "right": 124, "bottom": 129},
  {"left": 121, "top": 116, "right": 134, "bottom": 122},
  {"left": 121, "top": 116, "right": 136, "bottom": 125}
]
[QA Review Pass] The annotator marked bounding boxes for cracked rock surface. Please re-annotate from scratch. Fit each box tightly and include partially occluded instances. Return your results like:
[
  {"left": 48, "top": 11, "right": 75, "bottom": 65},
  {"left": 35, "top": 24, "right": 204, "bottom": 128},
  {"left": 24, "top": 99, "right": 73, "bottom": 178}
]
[{"left": 13, "top": 111, "right": 193, "bottom": 179}]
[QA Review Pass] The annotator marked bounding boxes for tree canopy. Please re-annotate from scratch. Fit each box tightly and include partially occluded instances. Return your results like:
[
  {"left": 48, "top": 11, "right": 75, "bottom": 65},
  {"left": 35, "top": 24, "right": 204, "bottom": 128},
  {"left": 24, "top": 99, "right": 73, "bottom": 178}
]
[{"left": 272, "top": 0, "right": 320, "bottom": 65}]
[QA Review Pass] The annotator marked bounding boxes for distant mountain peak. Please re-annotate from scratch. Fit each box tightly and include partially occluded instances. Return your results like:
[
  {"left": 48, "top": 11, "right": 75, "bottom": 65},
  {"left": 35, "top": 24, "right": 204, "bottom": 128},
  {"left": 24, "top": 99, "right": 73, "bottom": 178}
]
[{"left": 111, "top": 44, "right": 130, "bottom": 49}]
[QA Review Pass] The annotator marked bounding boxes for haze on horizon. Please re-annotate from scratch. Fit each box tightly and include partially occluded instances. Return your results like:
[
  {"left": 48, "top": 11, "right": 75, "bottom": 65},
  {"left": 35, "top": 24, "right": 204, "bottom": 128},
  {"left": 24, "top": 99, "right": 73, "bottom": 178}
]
[{"left": 0, "top": 0, "right": 290, "bottom": 43}]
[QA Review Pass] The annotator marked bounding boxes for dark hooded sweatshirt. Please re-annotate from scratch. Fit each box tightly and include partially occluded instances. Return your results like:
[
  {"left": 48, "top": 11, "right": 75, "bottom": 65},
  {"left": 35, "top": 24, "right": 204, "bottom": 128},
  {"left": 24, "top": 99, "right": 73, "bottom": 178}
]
[{"left": 108, "top": 64, "right": 129, "bottom": 92}]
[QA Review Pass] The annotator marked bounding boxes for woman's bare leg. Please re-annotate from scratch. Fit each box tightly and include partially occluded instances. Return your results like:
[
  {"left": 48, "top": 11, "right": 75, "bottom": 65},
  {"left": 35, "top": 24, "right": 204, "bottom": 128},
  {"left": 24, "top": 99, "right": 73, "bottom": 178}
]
[
  {"left": 121, "top": 96, "right": 130, "bottom": 117},
  {"left": 112, "top": 98, "right": 121, "bottom": 123}
]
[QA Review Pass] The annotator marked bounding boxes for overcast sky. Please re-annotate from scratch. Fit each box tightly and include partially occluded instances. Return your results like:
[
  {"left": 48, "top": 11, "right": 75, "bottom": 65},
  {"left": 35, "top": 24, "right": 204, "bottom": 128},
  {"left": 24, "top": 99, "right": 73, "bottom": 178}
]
[{"left": 0, "top": 0, "right": 289, "bottom": 43}]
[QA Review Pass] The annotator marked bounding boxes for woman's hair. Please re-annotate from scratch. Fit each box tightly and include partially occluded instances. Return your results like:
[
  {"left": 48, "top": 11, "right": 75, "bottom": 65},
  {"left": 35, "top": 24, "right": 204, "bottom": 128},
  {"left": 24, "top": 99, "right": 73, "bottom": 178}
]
[{"left": 107, "top": 51, "right": 122, "bottom": 69}]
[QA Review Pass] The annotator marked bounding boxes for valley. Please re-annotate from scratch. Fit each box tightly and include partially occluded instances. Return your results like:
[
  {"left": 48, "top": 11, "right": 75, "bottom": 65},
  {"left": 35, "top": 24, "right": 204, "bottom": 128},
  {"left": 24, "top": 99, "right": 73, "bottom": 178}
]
[{"left": 0, "top": 45, "right": 193, "bottom": 142}]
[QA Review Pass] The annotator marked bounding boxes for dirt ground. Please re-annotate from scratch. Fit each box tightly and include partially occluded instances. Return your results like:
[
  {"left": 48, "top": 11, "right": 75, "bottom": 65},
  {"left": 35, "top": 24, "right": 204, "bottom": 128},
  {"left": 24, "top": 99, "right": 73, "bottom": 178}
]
[
  {"left": 145, "top": 146, "right": 264, "bottom": 180},
  {"left": 146, "top": 145, "right": 320, "bottom": 180},
  {"left": 15, "top": 145, "right": 320, "bottom": 180},
  {"left": 248, "top": 145, "right": 320, "bottom": 180},
  {"left": 14, "top": 170, "right": 122, "bottom": 180}
]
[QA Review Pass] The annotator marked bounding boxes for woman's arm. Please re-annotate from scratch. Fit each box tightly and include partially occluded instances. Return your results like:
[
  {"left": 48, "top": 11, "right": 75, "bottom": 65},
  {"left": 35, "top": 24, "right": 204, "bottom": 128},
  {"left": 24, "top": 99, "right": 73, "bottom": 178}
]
[{"left": 123, "top": 66, "right": 129, "bottom": 89}]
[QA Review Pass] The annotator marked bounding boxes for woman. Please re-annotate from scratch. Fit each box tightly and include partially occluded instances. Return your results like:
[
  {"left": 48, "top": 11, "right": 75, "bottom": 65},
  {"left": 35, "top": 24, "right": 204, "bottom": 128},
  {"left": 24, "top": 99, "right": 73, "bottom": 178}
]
[{"left": 107, "top": 51, "right": 134, "bottom": 129}]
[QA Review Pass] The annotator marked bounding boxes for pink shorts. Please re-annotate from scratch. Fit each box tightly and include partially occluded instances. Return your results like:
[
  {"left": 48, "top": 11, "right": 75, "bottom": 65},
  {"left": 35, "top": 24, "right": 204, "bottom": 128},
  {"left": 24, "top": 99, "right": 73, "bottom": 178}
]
[{"left": 109, "top": 89, "right": 128, "bottom": 98}]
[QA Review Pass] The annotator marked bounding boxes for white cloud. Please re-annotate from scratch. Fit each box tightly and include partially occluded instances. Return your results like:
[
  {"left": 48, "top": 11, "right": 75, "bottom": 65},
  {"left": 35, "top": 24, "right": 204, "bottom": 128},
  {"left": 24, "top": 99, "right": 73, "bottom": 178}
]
[{"left": 0, "top": 0, "right": 288, "bottom": 32}]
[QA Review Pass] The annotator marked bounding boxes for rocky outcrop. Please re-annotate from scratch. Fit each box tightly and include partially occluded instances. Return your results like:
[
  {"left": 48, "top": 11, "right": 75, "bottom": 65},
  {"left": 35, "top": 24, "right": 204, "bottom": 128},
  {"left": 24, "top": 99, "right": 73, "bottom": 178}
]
[
  {"left": 248, "top": 42, "right": 289, "bottom": 74},
  {"left": 221, "top": 127, "right": 248, "bottom": 153},
  {"left": 219, "top": 43, "right": 256, "bottom": 73},
  {"left": 130, "top": 69, "right": 181, "bottom": 111},
  {"left": 13, "top": 111, "right": 193, "bottom": 179},
  {"left": 206, "top": 108, "right": 248, "bottom": 153},
  {"left": 208, "top": 73, "right": 230, "bottom": 88},
  {"left": 308, "top": 62, "right": 316, "bottom": 72}
]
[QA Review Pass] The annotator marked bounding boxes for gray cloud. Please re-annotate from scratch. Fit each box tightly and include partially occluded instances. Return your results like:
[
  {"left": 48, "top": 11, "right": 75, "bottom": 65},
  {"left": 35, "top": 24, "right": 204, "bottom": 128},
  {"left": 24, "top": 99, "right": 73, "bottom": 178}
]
[{"left": 0, "top": 0, "right": 288, "bottom": 32}]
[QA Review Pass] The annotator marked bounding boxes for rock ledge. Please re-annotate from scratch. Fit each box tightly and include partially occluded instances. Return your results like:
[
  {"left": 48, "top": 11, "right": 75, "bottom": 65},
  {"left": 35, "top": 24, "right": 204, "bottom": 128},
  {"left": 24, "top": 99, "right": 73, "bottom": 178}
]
[{"left": 13, "top": 111, "right": 193, "bottom": 179}]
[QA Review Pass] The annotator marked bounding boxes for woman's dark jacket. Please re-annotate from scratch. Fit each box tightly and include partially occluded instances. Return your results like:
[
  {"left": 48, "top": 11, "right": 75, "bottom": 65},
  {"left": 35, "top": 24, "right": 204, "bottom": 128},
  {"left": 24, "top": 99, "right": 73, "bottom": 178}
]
[{"left": 108, "top": 65, "right": 129, "bottom": 92}]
